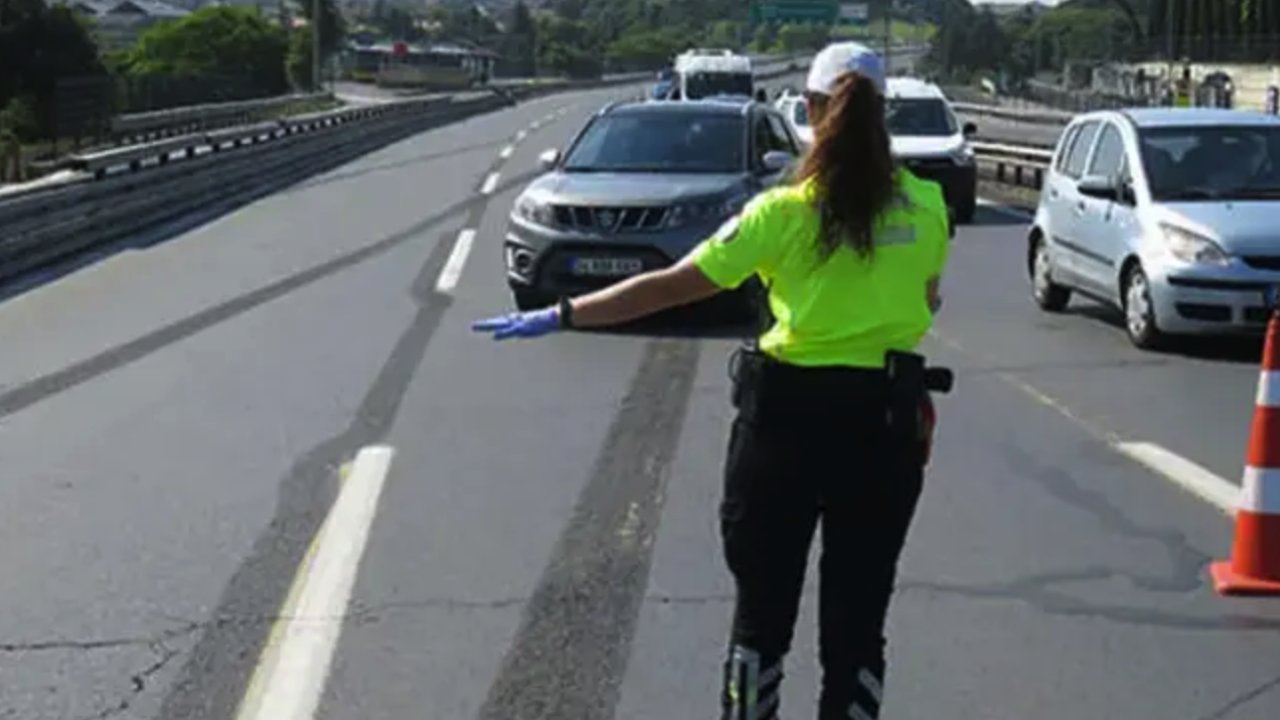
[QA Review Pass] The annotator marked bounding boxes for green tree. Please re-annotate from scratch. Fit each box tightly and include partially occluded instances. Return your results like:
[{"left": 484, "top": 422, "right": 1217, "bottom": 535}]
[
  {"left": 125, "top": 7, "right": 289, "bottom": 94},
  {"left": 498, "top": 0, "right": 538, "bottom": 76},
  {"left": 536, "top": 14, "right": 601, "bottom": 78},
  {"left": 750, "top": 23, "right": 776, "bottom": 52},
  {"left": 0, "top": 0, "right": 104, "bottom": 140},
  {"left": 605, "top": 26, "right": 691, "bottom": 71}
]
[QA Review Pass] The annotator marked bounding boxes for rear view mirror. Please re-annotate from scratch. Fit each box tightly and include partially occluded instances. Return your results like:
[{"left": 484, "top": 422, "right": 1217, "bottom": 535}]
[
  {"left": 538, "top": 148, "right": 560, "bottom": 170},
  {"left": 962, "top": 121, "right": 977, "bottom": 138},
  {"left": 1077, "top": 174, "right": 1118, "bottom": 200},
  {"left": 761, "top": 150, "right": 793, "bottom": 173}
]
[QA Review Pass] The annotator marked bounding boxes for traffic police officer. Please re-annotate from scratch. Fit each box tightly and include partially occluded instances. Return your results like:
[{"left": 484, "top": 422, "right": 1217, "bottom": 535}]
[{"left": 474, "top": 41, "right": 951, "bottom": 720}]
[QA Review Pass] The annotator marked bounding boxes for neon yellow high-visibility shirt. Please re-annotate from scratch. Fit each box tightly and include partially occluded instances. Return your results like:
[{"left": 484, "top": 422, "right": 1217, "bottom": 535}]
[{"left": 689, "top": 169, "right": 950, "bottom": 368}]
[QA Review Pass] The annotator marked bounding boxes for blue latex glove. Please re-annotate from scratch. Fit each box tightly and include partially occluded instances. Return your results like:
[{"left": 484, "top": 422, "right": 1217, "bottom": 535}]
[{"left": 471, "top": 307, "right": 562, "bottom": 340}]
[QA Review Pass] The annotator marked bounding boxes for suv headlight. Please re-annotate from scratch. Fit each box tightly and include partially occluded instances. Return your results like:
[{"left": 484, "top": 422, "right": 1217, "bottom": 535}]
[
  {"left": 1161, "top": 223, "right": 1229, "bottom": 266},
  {"left": 951, "top": 143, "right": 975, "bottom": 165},
  {"left": 515, "top": 194, "right": 555, "bottom": 227},
  {"left": 667, "top": 193, "right": 749, "bottom": 228}
]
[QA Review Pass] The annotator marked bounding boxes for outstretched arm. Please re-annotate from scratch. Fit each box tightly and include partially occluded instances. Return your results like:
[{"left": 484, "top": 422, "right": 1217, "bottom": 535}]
[{"left": 567, "top": 255, "right": 723, "bottom": 328}]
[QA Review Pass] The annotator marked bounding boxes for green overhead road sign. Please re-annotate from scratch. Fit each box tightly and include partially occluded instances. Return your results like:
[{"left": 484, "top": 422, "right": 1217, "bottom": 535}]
[{"left": 749, "top": 0, "right": 839, "bottom": 25}]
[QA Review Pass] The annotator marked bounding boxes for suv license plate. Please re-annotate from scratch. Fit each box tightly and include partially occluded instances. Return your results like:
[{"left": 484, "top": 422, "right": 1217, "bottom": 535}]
[{"left": 571, "top": 257, "right": 643, "bottom": 277}]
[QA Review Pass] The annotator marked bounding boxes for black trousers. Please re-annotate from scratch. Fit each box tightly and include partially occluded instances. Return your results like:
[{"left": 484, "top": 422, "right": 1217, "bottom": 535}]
[{"left": 719, "top": 359, "right": 928, "bottom": 720}]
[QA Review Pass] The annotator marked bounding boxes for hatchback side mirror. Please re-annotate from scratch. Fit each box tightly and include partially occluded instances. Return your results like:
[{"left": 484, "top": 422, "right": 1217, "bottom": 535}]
[
  {"left": 761, "top": 150, "right": 793, "bottom": 174},
  {"left": 962, "top": 121, "right": 977, "bottom": 138},
  {"left": 538, "top": 148, "right": 561, "bottom": 171}
]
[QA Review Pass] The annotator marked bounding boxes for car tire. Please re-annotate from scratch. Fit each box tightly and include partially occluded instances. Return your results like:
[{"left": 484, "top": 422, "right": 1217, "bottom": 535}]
[
  {"left": 1031, "top": 236, "right": 1071, "bottom": 312},
  {"left": 954, "top": 195, "right": 976, "bottom": 225},
  {"left": 1122, "top": 264, "right": 1166, "bottom": 350},
  {"left": 512, "top": 288, "right": 550, "bottom": 311}
]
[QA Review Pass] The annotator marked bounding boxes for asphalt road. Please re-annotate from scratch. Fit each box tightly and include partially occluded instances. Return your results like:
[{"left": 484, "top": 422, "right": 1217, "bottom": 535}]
[{"left": 2, "top": 73, "right": 1279, "bottom": 720}]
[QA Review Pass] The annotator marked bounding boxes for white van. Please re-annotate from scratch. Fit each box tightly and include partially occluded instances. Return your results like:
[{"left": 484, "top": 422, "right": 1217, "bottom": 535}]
[{"left": 665, "top": 52, "right": 761, "bottom": 102}]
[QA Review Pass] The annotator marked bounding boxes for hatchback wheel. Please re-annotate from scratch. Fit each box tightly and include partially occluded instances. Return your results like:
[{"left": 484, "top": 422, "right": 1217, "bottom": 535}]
[
  {"left": 1031, "top": 237, "right": 1071, "bottom": 312},
  {"left": 1123, "top": 264, "right": 1165, "bottom": 349}
]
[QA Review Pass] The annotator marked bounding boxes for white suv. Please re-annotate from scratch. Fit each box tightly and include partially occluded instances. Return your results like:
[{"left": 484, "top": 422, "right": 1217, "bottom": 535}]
[
  {"left": 774, "top": 88, "right": 813, "bottom": 146},
  {"left": 885, "top": 77, "right": 978, "bottom": 223}
]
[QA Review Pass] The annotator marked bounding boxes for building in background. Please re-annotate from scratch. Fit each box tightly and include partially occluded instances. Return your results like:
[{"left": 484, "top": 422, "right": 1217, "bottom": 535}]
[{"left": 70, "top": 0, "right": 191, "bottom": 49}]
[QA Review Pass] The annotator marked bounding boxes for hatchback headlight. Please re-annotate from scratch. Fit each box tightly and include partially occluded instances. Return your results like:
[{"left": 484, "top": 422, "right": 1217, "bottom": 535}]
[
  {"left": 951, "top": 143, "right": 975, "bottom": 164},
  {"left": 1161, "top": 223, "right": 1229, "bottom": 266},
  {"left": 515, "top": 194, "right": 555, "bottom": 227}
]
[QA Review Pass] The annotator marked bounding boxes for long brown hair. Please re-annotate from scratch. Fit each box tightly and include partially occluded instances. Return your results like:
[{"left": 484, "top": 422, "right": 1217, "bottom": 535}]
[{"left": 794, "top": 71, "right": 896, "bottom": 261}]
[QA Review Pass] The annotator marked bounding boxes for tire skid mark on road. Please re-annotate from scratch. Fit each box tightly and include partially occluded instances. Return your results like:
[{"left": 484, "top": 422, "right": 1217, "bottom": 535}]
[
  {"left": 476, "top": 338, "right": 702, "bottom": 720},
  {"left": 160, "top": 151, "right": 539, "bottom": 717},
  {"left": 0, "top": 168, "right": 543, "bottom": 422}
]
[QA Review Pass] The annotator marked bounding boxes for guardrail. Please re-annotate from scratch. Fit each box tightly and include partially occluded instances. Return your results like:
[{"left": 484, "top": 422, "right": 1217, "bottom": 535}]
[
  {"left": 111, "top": 92, "right": 334, "bottom": 145},
  {"left": 971, "top": 140, "right": 1054, "bottom": 192},
  {"left": 951, "top": 101, "right": 1072, "bottom": 127},
  {"left": 0, "top": 59, "right": 808, "bottom": 283}
]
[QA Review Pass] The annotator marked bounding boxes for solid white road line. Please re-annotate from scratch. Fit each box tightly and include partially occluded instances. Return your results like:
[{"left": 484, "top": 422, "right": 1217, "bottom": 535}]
[
  {"left": 1114, "top": 442, "right": 1237, "bottom": 515},
  {"left": 931, "top": 329, "right": 1239, "bottom": 519},
  {"left": 436, "top": 229, "right": 476, "bottom": 294},
  {"left": 480, "top": 172, "right": 500, "bottom": 195},
  {"left": 500, "top": 145, "right": 514, "bottom": 159},
  {"left": 235, "top": 445, "right": 396, "bottom": 720}
]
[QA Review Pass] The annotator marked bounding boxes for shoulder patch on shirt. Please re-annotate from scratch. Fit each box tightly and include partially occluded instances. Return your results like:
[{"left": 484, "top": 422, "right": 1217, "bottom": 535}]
[{"left": 877, "top": 224, "right": 917, "bottom": 246}]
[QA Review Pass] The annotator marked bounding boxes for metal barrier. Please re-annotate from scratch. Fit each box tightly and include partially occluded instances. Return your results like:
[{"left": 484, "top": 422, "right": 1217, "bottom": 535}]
[
  {"left": 0, "top": 60, "right": 807, "bottom": 282},
  {"left": 951, "top": 102, "right": 1072, "bottom": 127},
  {"left": 971, "top": 141, "right": 1054, "bottom": 191}
]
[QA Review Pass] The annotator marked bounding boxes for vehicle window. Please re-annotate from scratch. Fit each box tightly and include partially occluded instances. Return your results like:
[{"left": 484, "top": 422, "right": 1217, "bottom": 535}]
[
  {"left": 792, "top": 101, "right": 808, "bottom": 127},
  {"left": 1055, "top": 125, "right": 1080, "bottom": 173},
  {"left": 1139, "top": 124, "right": 1280, "bottom": 201},
  {"left": 753, "top": 113, "right": 781, "bottom": 158},
  {"left": 684, "top": 72, "right": 753, "bottom": 99},
  {"left": 766, "top": 113, "right": 798, "bottom": 154},
  {"left": 1062, "top": 121, "right": 1100, "bottom": 178},
  {"left": 562, "top": 113, "right": 745, "bottom": 173},
  {"left": 885, "top": 98, "right": 958, "bottom": 136},
  {"left": 1087, "top": 124, "right": 1125, "bottom": 178}
]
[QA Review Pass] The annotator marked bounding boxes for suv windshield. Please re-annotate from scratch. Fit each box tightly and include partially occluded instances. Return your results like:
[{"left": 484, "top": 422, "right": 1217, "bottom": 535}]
[
  {"left": 885, "top": 98, "right": 958, "bottom": 136},
  {"left": 563, "top": 113, "right": 745, "bottom": 173},
  {"left": 684, "top": 72, "right": 753, "bottom": 100},
  {"left": 1140, "top": 125, "right": 1280, "bottom": 201}
]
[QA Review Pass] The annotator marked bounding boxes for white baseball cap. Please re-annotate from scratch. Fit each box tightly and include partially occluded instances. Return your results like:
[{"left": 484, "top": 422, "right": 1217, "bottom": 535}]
[{"left": 805, "top": 42, "right": 886, "bottom": 96}]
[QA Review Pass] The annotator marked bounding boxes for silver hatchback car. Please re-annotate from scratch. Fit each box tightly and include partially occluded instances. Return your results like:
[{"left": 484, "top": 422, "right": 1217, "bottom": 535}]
[
  {"left": 504, "top": 98, "right": 801, "bottom": 311},
  {"left": 1029, "top": 107, "right": 1280, "bottom": 348}
]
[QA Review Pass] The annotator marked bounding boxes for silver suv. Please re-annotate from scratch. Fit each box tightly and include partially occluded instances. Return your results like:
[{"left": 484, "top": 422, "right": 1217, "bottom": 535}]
[{"left": 503, "top": 98, "right": 802, "bottom": 310}]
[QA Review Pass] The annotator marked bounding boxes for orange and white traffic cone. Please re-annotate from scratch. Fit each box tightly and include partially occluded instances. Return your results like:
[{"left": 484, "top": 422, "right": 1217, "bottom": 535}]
[{"left": 1211, "top": 310, "right": 1280, "bottom": 595}]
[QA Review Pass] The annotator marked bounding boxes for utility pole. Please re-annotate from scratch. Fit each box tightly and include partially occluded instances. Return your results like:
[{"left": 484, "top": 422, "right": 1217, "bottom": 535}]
[{"left": 313, "top": 0, "right": 323, "bottom": 93}]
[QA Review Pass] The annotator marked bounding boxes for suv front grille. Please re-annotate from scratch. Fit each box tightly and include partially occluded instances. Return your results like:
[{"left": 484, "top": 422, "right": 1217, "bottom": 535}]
[{"left": 552, "top": 205, "right": 669, "bottom": 232}]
